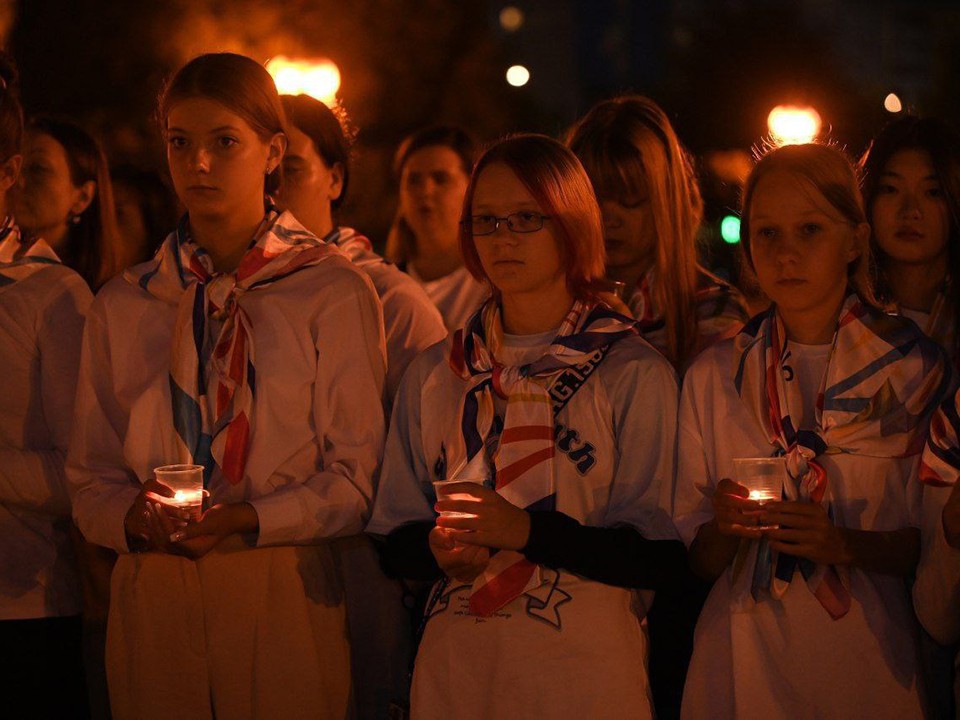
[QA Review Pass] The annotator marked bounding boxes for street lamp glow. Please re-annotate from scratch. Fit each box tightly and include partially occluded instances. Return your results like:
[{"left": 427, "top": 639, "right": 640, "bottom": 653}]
[
  {"left": 499, "top": 6, "right": 524, "bottom": 32},
  {"left": 266, "top": 56, "right": 341, "bottom": 105},
  {"left": 506, "top": 65, "right": 530, "bottom": 87},
  {"left": 884, "top": 93, "right": 903, "bottom": 113},
  {"left": 720, "top": 215, "right": 741, "bottom": 244},
  {"left": 767, "top": 105, "right": 822, "bottom": 146}
]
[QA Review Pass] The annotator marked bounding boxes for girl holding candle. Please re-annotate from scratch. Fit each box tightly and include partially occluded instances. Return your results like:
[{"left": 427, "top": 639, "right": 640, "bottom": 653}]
[
  {"left": 368, "top": 134, "right": 682, "bottom": 719},
  {"left": 276, "top": 92, "right": 446, "bottom": 719},
  {"left": 0, "top": 55, "right": 93, "bottom": 717},
  {"left": 672, "top": 142, "right": 951, "bottom": 718},
  {"left": 67, "top": 53, "right": 386, "bottom": 719},
  {"left": 386, "top": 125, "right": 490, "bottom": 331},
  {"left": 860, "top": 116, "right": 959, "bottom": 367},
  {"left": 566, "top": 95, "right": 750, "bottom": 373}
]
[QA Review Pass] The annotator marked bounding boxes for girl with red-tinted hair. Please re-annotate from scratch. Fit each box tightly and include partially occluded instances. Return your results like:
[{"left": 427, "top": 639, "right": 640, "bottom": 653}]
[
  {"left": 369, "top": 134, "right": 682, "bottom": 719},
  {"left": 67, "top": 53, "right": 386, "bottom": 719}
]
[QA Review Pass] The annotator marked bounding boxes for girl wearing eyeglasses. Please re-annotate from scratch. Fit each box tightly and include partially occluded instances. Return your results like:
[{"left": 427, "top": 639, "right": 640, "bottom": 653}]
[
  {"left": 567, "top": 95, "right": 750, "bottom": 373},
  {"left": 369, "top": 134, "right": 682, "bottom": 719},
  {"left": 672, "top": 143, "right": 950, "bottom": 718}
]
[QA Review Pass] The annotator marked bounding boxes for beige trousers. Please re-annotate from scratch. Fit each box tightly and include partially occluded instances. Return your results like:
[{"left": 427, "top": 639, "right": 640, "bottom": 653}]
[{"left": 106, "top": 541, "right": 352, "bottom": 720}]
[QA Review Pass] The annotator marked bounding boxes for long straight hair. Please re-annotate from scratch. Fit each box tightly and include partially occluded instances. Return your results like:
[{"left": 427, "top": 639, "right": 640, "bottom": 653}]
[
  {"left": 29, "top": 118, "right": 124, "bottom": 289},
  {"left": 567, "top": 96, "right": 701, "bottom": 368}
]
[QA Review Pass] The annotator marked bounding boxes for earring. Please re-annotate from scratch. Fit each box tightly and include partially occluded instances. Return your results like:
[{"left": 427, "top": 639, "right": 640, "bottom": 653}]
[{"left": 70, "top": 214, "right": 81, "bottom": 225}]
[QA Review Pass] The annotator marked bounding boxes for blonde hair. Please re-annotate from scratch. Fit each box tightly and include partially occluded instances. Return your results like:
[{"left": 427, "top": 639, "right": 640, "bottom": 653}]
[
  {"left": 741, "top": 142, "right": 879, "bottom": 307},
  {"left": 567, "top": 95, "right": 702, "bottom": 368}
]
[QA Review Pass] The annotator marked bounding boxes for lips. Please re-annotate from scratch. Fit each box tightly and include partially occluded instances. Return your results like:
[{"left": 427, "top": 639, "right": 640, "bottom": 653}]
[
  {"left": 894, "top": 228, "right": 924, "bottom": 240},
  {"left": 776, "top": 278, "right": 806, "bottom": 286}
]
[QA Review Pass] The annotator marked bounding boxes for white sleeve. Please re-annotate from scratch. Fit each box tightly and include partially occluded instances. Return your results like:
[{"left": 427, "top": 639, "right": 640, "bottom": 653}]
[
  {"left": 379, "top": 280, "right": 447, "bottom": 407},
  {"left": 249, "top": 270, "right": 387, "bottom": 546},
  {"left": 672, "top": 369, "right": 718, "bottom": 548},
  {"left": 0, "top": 271, "right": 91, "bottom": 515},
  {"left": 366, "top": 351, "right": 437, "bottom": 536},
  {"left": 67, "top": 294, "right": 143, "bottom": 553},
  {"left": 913, "top": 482, "right": 960, "bottom": 645},
  {"left": 603, "top": 346, "right": 680, "bottom": 541}
]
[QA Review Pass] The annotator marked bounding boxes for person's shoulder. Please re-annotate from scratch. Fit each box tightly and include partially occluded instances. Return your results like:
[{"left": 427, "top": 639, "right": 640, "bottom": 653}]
[
  {"left": 686, "top": 334, "right": 739, "bottom": 383},
  {"left": 601, "top": 333, "right": 679, "bottom": 393}
]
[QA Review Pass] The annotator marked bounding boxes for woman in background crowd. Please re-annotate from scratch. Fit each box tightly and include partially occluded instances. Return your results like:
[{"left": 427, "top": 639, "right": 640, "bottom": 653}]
[
  {"left": 67, "top": 53, "right": 386, "bottom": 719},
  {"left": 567, "top": 95, "right": 749, "bottom": 373},
  {"left": 860, "top": 115, "right": 959, "bottom": 367},
  {"left": 387, "top": 125, "right": 489, "bottom": 330},
  {"left": 111, "top": 163, "right": 178, "bottom": 265},
  {"left": 14, "top": 116, "right": 127, "bottom": 289},
  {"left": 0, "top": 54, "right": 93, "bottom": 719},
  {"left": 673, "top": 142, "right": 950, "bottom": 718}
]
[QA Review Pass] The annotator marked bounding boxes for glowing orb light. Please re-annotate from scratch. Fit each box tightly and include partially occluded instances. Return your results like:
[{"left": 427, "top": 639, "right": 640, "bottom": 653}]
[
  {"left": 884, "top": 93, "right": 903, "bottom": 113},
  {"left": 506, "top": 65, "right": 530, "bottom": 87},
  {"left": 499, "top": 6, "right": 525, "bottom": 32},
  {"left": 266, "top": 56, "right": 341, "bottom": 105},
  {"left": 767, "top": 105, "right": 822, "bottom": 146},
  {"left": 720, "top": 215, "right": 741, "bottom": 244}
]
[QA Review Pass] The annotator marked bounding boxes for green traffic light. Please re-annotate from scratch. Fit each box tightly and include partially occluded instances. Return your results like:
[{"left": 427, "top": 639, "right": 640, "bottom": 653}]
[{"left": 720, "top": 215, "right": 741, "bottom": 244}]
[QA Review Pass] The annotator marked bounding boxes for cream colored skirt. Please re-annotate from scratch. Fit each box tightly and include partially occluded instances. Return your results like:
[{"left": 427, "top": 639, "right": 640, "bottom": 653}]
[{"left": 106, "top": 539, "right": 351, "bottom": 720}]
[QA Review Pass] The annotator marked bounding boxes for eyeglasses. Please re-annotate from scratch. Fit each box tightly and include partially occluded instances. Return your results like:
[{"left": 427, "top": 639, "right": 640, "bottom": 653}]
[{"left": 464, "top": 211, "right": 552, "bottom": 236}]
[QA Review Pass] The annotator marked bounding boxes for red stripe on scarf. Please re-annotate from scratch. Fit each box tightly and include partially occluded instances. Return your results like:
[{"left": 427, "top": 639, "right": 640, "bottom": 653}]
[
  {"left": 813, "top": 574, "right": 852, "bottom": 620},
  {"left": 496, "top": 447, "right": 555, "bottom": 490},
  {"left": 449, "top": 329, "right": 466, "bottom": 375},
  {"left": 468, "top": 558, "right": 537, "bottom": 617},
  {"left": 500, "top": 425, "right": 555, "bottom": 444},
  {"left": 920, "top": 461, "right": 954, "bottom": 487}
]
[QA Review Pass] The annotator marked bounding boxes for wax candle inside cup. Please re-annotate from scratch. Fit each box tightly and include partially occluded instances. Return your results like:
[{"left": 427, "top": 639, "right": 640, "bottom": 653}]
[
  {"left": 433, "top": 477, "right": 486, "bottom": 519},
  {"left": 153, "top": 464, "right": 205, "bottom": 521},
  {"left": 733, "top": 457, "right": 786, "bottom": 507}
]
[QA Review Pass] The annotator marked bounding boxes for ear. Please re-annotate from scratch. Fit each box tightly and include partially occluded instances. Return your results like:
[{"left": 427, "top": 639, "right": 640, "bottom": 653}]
[
  {"left": 266, "top": 132, "right": 287, "bottom": 175},
  {"left": 0, "top": 154, "right": 21, "bottom": 193},
  {"left": 850, "top": 222, "right": 870, "bottom": 264},
  {"left": 328, "top": 161, "right": 345, "bottom": 202},
  {"left": 70, "top": 179, "right": 97, "bottom": 216}
]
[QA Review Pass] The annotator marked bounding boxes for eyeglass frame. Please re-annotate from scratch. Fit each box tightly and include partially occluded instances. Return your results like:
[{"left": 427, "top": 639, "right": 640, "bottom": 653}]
[{"left": 461, "top": 211, "right": 553, "bottom": 236}]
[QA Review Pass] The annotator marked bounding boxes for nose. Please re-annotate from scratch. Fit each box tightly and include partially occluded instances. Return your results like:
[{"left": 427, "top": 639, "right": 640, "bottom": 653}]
[
  {"left": 898, "top": 191, "right": 922, "bottom": 219},
  {"left": 774, "top": 234, "right": 802, "bottom": 264},
  {"left": 191, "top": 147, "right": 211, "bottom": 174},
  {"left": 599, "top": 201, "right": 623, "bottom": 230}
]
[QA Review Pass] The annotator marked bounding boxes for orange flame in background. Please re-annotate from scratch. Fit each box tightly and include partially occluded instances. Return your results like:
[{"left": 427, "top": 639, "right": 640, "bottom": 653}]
[
  {"left": 266, "top": 56, "right": 341, "bottom": 106},
  {"left": 766, "top": 105, "right": 822, "bottom": 146}
]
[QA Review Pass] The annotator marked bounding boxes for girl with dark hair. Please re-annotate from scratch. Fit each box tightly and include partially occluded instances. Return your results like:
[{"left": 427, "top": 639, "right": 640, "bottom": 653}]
[
  {"left": 567, "top": 95, "right": 750, "bottom": 372},
  {"left": 67, "top": 53, "right": 386, "bottom": 719},
  {"left": 277, "top": 93, "right": 446, "bottom": 719},
  {"left": 860, "top": 115, "right": 960, "bottom": 366},
  {"left": 387, "top": 125, "right": 489, "bottom": 330},
  {"left": 369, "top": 134, "right": 681, "bottom": 719},
  {"left": 14, "top": 117, "right": 127, "bottom": 289},
  {"left": 0, "top": 54, "right": 93, "bottom": 717},
  {"left": 111, "top": 163, "right": 178, "bottom": 265},
  {"left": 673, "top": 143, "right": 951, "bottom": 718}
]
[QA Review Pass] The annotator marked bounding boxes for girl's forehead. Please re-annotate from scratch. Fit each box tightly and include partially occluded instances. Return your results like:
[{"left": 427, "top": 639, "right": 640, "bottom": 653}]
[
  {"left": 166, "top": 97, "right": 250, "bottom": 131},
  {"left": 751, "top": 171, "right": 848, "bottom": 222}
]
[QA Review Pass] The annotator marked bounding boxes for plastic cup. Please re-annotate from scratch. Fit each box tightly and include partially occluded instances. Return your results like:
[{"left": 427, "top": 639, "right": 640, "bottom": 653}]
[
  {"left": 733, "top": 457, "right": 786, "bottom": 505},
  {"left": 153, "top": 464, "right": 205, "bottom": 521},
  {"left": 432, "top": 476, "right": 487, "bottom": 519}
]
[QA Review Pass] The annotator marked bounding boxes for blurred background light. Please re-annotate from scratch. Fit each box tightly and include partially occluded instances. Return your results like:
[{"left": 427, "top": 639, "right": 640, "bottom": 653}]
[
  {"left": 506, "top": 64, "right": 530, "bottom": 87},
  {"left": 499, "top": 6, "right": 524, "bottom": 32},
  {"left": 884, "top": 92, "right": 903, "bottom": 113},
  {"left": 720, "top": 214, "right": 741, "bottom": 244},
  {"left": 767, "top": 104, "right": 822, "bottom": 146},
  {"left": 266, "top": 56, "right": 341, "bottom": 105}
]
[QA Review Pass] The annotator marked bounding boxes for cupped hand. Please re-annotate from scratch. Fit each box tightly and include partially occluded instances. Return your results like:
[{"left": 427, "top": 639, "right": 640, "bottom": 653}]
[
  {"left": 712, "top": 478, "right": 764, "bottom": 539},
  {"left": 761, "top": 501, "right": 849, "bottom": 565},
  {"left": 123, "top": 479, "right": 189, "bottom": 552},
  {"left": 435, "top": 482, "right": 531, "bottom": 551},
  {"left": 167, "top": 502, "right": 259, "bottom": 560},
  {"left": 429, "top": 526, "right": 491, "bottom": 583}
]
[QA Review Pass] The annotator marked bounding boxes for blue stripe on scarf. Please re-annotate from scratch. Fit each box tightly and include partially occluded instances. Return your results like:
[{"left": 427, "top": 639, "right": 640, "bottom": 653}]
[
  {"left": 461, "top": 378, "right": 491, "bottom": 459},
  {"left": 822, "top": 339, "right": 919, "bottom": 410},
  {"left": 170, "top": 376, "right": 202, "bottom": 459}
]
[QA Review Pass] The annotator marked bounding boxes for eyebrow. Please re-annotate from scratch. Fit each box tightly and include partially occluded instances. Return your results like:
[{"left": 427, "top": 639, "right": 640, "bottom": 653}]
[
  {"left": 166, "top": 125, "right": 243, "bottom": 134},
  {"left": 471, "top": 201, "right": 543, "bottom": 212},
  {"left": 879, "top": 170, "right": 939, "bottom": 181},
  {"left": 751, "top": 209, "right": 826, "bottom": 222}
]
